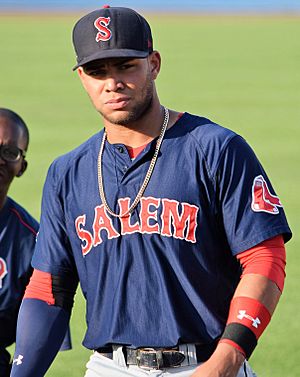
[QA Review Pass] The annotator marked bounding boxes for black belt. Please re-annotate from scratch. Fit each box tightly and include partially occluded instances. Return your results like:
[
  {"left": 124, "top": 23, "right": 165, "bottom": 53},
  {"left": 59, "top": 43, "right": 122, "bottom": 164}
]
[{"left": 96, "top": 342, "right": 217, "bottom": 369}]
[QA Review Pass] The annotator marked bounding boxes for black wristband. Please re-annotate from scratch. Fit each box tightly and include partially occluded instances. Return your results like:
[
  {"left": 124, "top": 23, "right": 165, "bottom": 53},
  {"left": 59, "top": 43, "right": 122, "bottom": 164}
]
[
  {"left": 221, "top": 323, "right": 257, "bottom": 359},
  {"left": 52, "top": 274, "right": 78, "bottom": 312}
]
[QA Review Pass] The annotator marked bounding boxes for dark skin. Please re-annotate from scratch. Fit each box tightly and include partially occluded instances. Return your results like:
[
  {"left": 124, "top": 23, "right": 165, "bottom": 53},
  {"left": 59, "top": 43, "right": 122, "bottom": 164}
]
[
  {"left": 78, "top": 55, "right": 283, "bottom": 377},
  {"left": 0, "top": 112, "right": 29, "bottom": 376},
  {"left": 78, "top": 54, "right": 181, "bottom": 147},
  {"left": 0, "top": 116, "right": 28, "bottom": 210}
]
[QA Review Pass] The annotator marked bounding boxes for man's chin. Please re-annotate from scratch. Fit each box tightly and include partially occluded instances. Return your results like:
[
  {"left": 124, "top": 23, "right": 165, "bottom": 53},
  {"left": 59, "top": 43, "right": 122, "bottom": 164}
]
[
  {"left": 99, "top": 91, "right": 153, "bottom": 126},
  {"left": 101, "top": 110, "right": 139, "bottom": 126}
]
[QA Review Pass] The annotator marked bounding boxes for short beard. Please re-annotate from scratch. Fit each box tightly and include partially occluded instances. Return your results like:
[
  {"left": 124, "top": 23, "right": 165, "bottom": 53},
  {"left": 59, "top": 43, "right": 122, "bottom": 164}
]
[{"left": 98, "top": 72, "right": 154, "bottom": 126}]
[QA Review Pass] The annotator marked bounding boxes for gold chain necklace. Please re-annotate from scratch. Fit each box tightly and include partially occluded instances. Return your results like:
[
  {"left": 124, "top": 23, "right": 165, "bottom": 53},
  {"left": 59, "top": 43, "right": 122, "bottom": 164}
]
[{"left": 97, "top": 106, "right": 169, "bottom": 218}]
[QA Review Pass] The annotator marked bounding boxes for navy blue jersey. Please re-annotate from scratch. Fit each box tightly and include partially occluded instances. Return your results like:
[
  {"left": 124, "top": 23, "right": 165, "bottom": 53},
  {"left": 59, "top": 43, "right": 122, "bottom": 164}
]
[
  {"left": 32, "top": 113, "right": 291, "bottom": 350},
  {"left": 0, "top": 197, "right": 38, "bottom": 348}
]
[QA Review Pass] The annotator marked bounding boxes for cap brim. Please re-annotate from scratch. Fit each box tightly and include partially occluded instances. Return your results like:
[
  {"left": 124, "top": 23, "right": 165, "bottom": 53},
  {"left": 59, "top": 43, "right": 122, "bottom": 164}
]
[{"left": 72, "top": 49, "right": 149, "bottom": 70}]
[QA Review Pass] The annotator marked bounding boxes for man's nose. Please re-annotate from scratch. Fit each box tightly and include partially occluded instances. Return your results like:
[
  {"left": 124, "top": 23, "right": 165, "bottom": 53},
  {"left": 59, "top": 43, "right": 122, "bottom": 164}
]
[{"left": 105, "top": 76, "right": 125, "bottom": 92}]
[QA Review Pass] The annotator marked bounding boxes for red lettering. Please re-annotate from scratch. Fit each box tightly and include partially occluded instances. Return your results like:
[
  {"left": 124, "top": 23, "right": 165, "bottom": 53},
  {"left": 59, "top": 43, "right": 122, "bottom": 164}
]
[
  {"left": 75, "top": 197, "right": 200, "bottom": 253},
  {"left": 118, "top": 198, "right": 140, "bottom": 235},
  {"left": 94, "top": 17, "right": 112, "bottom": 42},
  {"left": 140, "top": 197, "right": 160, "bottom": 234},
  {"left": 93, "top": 205, "right": 119, "bottom": 246},
  {"left": 161, "top": 199, "right": 198, "bottom": 243},
  {"left": 75, "top": 215, "right": 93, "bottom": 256}
]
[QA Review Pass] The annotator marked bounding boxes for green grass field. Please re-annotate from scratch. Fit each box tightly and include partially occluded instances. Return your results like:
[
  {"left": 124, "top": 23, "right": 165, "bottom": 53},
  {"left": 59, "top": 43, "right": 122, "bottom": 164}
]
[{"left": 0, "top": 12, "right": 299, "bottom": 377}]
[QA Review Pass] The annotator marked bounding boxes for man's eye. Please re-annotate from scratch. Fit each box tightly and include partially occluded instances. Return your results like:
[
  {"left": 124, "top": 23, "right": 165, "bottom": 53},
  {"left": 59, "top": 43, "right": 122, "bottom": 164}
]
[
  {"left": 119, "top": 64, "right": 133, "bottom": 70},
  {"left": 89, "top": 70, "right": 105, "bottom": 76},
  {"left": 84, "top": 68, "right": 106, "bottom": 76}
]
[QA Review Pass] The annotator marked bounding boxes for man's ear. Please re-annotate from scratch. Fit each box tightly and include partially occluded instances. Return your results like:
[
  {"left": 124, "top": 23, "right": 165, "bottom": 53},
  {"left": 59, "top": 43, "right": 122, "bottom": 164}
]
[
  {"left": 149, "top": 51, "right": 161, "bottom": 80},
  {"left": 16, "top": 160, "right": 28, "bottom": 178},
  {"left": 77, "top": 67, "right": 89, "bottom": 91},
  {"left": 77, "top": 67, "right": 83, "bottom": 77}
]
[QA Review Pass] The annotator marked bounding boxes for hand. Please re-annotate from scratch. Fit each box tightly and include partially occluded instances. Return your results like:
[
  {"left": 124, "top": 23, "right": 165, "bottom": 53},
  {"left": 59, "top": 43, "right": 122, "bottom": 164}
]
[{"left": 190, "top": 343, "right": 245, "bottom": 377}]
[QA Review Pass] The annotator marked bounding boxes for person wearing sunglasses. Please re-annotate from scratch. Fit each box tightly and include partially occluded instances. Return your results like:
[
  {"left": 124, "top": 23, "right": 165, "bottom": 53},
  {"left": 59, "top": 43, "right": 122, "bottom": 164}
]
[
  {"left": 0, "top": 144, "right": 26, "bottom": 164},
  {"left": 0, "top": 108, "right": 71, "bottom": 376},
  {"left": 0, "top": 108, "right": 34, "bottom": 377}
]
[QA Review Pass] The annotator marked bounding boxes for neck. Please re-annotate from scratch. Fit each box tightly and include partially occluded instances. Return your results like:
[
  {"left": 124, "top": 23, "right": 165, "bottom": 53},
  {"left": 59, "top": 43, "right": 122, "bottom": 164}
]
[
  {"left": 104, "top": 101, "right": 163, "bottom": 148},
  {"left": 0, "top": 194, "right": 7, "bottom": 211},
  {"left": 103, "top": 98, "right": 180, "bottom": 148}
]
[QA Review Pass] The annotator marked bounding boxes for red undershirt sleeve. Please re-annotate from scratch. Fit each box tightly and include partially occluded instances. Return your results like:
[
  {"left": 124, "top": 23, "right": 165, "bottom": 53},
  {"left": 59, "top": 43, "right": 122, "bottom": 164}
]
[
  {"left": 24, "top": 269, "right": 78, "bottom": 312},
  {"left": 236, "top": 235, "right": 286, "bottom": 292},
  {"left": 24, "top": 269, "right": 55, "bottom": 304}
]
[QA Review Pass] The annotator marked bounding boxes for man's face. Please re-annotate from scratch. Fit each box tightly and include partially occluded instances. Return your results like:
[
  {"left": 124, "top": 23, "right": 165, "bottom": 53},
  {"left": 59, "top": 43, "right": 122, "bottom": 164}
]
[
  {"left": 0, "top": 119, "right": 27, "bottom": 195},
  {"left": 77, "top": 53, "right": 161, "bottom": 126}
]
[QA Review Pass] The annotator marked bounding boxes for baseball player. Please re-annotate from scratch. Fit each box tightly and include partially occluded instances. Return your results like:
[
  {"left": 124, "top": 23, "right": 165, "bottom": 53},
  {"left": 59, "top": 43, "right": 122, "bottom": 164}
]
[
  {"left": 0, "top": 108, "right": 71, "bottom": 376},
  {"left": 11, "top": 6, "right": 291, "bottom": 377}
]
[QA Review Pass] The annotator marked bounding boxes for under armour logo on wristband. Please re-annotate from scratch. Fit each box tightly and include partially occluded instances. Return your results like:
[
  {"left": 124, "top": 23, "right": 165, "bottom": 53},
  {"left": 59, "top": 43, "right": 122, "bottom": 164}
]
[
  {"left": 13, "top": 355, "right": 24, "bottom": 365},
  {"left": 237, "top": 310, "right": 261, "bottom": 328}
]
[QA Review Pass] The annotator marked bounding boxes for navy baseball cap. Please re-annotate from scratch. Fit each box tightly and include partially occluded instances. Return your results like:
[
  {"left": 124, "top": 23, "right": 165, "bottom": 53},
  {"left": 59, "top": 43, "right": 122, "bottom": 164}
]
[{"left": 72, "top": 5, "right": 153, "bottom": 70}]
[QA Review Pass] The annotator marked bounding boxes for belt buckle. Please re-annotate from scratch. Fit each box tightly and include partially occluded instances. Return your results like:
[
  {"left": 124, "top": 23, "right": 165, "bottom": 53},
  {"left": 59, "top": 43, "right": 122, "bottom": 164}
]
[{"left": 136, "top": 348, "right": 163, "bottom": 370}]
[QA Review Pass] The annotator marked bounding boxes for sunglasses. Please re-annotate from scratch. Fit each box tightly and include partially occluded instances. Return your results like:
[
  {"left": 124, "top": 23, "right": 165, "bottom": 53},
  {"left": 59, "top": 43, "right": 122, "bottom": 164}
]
[{"left": 0, "top": 144, "right": 26, "bottom": 163}]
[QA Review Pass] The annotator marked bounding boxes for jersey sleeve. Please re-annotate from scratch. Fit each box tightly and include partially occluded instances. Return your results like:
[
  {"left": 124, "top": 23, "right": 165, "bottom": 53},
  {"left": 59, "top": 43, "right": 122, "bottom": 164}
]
[
  {"left": 31, "top": 162, "right": 76, "bottom": 276},
  {"left": 215, "top": 135, "right": 292, "bottom": 255}
]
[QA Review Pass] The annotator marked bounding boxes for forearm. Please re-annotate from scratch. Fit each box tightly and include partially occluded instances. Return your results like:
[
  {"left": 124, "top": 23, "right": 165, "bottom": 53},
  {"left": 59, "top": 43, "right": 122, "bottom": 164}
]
[
  {"left": 11, "top": 298, "right": 70, "bottom": 377},
  {"left": 191, "top": 342, "right": 245, "bottom": 377},
  {"left": 192, "top": 274, "right": 282, "bottom": 377},
  {"left": 220, "top": 273, "right": 282, "bottom": 359},
  {"left": 219, "top": 236, "right": 285, "bottom": 359},
  {"left": 233, "top": 273, "right": 281, "bottom": 314}
]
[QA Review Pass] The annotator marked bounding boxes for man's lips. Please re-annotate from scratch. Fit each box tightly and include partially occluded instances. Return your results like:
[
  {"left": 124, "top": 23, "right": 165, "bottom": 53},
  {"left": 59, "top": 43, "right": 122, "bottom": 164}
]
[{"left": 105, "top": 97, "right": 130, "bottom": 109}]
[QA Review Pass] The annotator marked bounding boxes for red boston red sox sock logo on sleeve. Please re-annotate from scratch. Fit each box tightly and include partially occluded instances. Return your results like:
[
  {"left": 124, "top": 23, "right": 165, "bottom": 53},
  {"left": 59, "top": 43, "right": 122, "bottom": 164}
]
[
  {"left": 251, "top": 175, "right": 283, "bottom": 214},
  {"left": 0, "top": 257, "right": 8, "bottom": 288}
]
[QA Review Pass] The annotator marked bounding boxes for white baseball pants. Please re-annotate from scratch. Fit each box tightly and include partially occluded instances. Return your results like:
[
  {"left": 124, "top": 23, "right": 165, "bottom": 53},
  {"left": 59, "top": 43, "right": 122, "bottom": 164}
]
[{"left": 84, "top": 345, "right": 257, "bottom": 377}]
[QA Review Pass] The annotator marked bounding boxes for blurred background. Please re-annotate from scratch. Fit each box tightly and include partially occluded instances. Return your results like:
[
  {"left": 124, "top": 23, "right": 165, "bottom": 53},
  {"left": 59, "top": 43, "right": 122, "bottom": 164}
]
[
  {"left": 1, "top": 0, "right": 300, "bottom": 12},
  {"left": 0, "top": 1, "right": 299, "bottom": 376}
]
